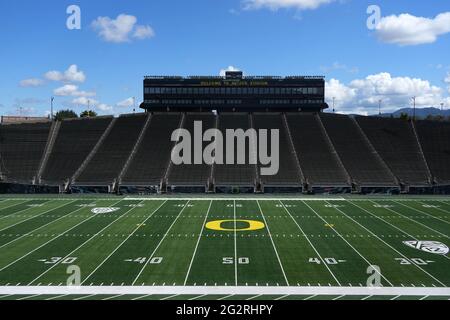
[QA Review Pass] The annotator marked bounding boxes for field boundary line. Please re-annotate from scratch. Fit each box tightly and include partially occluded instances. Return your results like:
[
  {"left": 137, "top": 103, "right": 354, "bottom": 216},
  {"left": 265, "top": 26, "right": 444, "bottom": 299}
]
[
  {"left": 183, "top": 200, "right": 213, "bottom": 286},
  {"left": 1, "top": 286, "right": 448, "bottom": 296},
  {"left": 82, "top": 200, "right": 168, "bottom": 284},
  {"left": 279, "top": 200, "right": 341, "bottom": 286},
  {"left": 29, "top": 200, "right": 147, "bottom": 285},
  {"left": 257, "top": 200, "right": 289, "bottom": 286},
  {"left": 395, "top": 201, "right": 450, "bottom": 226},
  {"left": 336, "top": 201, "right": 446, "bottom": 286},
  {"left": 131, "top": 200, "right": 191, "bottom": 285},
  {"left": 233, "top": 200, "right": 238, "bottom": 286},
  {"left": 301, "top": 200, "right": 393, "bottom": 287},
  {"left": 370, "top": 201, "right": 449, "bottom": 239},
  {"left": 0, "top": 200, "right": 83, "bottom": 250},
  {"left": 0, "top": 199, "right": 121, "bottom": 273}
]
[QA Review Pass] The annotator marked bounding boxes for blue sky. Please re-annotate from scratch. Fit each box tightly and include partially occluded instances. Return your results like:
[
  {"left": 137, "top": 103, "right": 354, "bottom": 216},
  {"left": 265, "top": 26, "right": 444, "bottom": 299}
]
[{"left": 0, "top": 0, "right": 449, "bottom": 116}]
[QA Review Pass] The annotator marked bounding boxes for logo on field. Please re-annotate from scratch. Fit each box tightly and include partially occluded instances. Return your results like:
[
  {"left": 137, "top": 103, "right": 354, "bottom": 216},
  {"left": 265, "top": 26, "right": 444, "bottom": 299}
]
[
  {"left": 205, "top": 219, "right": 265, "bottom": 232},
  {"left": 403, "top": 241, "right": 449, "bottom": 255},
  {"left": 91, "top": 207, "right": 120, "bottom": 214}
]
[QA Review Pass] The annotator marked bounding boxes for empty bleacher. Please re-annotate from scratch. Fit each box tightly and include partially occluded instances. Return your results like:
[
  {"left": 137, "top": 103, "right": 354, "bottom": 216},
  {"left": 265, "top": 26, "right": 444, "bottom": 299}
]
[
  {"left": 320, "top": 113, "right": 396, "bottom": 186},
  {"left": 40, "top": 117, "right": 113, "bottom": 184},
  {"left": 286, "top": 113, "right": 349, "bottom": 186},
  {"left": 75, "top": 114, "right": 147, "bottom": 185},
  {"left": 0, "top": 122, "right": 51, "bottom": 183},
  {"left": 214, "top": 113, "right": 256, "bottom": 186},
  {"left": 167, "top": 113, "right": 215, "bottom": 186},
  {"left": 252, "top": 113, "right": 301, "bottom": 185},
  {"left": 121, "top": 113, "right": 182, "bottom": 186},
  {"left": 415, "top": 120, "right": 450, "bottom": 184},
  {"left": 356, "top": 116, "right": 430, "bottom": 186}
]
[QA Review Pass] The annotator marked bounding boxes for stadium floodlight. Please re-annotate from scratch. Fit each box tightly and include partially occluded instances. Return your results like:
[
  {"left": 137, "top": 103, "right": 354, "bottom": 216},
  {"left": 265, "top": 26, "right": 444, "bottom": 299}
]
[{"left": 50, "top": 97, "right": 54, "bottom": 120}]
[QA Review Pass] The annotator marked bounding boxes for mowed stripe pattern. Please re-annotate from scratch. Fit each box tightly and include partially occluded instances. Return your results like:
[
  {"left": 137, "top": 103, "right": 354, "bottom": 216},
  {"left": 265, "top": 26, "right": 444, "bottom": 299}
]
[{"left": 0, "top": 198, "right": 448, "bottom": 288}]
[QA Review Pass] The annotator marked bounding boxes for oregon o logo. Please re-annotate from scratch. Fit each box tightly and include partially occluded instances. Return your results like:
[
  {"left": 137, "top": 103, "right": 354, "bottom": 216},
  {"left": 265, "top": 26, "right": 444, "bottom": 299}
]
[{"left": 205, "top": 219, "right": 265, "bottom": 232}]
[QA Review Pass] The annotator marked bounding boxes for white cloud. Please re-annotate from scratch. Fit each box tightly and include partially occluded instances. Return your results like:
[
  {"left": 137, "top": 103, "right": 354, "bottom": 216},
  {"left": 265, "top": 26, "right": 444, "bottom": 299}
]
[
  {"left": 97, "top": 103, "right": 113, "bottom": 112},
  {"left": 133, "top": 25, "right": 155, "bottom": 40},
  {"left": 53, "top": 84, "right": 95, "bottom": 97},
  {"left": 72, "top": 97, "right": 98, "bottom": 107},
  {"left": 445, "top": 72, "right": 450, "bottom": 94},
  {"left": 320, "top": 62, "right": 359, "bottom": 74},
  {"left": 117, "top": 97, "right": 135, "bottom": 108},
  {"left": 219, "top": 66, "right": 242, "bottom": 77},
  {"left": 45, "top": 65, "right": 86, "bottom": 83},
  {"left": 19, "top": 78, "right": 45, "bottom": 87},
  {"left": 375, "top": 12, "right": 450, "bottom": 46},
  {"left": 325, "top": 72, "right": 450, "bottom": 114},
  {"left": 243, "top": 0, "right": 335, "bottom": 11},
  {"left": 92, "top": 14, "right": 155, "bottom": 43}
]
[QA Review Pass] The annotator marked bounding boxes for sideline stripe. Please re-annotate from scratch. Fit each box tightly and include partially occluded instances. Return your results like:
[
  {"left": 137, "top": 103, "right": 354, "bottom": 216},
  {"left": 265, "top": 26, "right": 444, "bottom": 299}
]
[{"left": 1, "top": 286, "right": 448, "bottom": 296}]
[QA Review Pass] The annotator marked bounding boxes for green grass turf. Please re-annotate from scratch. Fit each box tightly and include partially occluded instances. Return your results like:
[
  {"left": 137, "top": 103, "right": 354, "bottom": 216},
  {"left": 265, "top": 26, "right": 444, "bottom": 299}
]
[{"left": 0, "top": 197, "right": 448, "bottom": 300}]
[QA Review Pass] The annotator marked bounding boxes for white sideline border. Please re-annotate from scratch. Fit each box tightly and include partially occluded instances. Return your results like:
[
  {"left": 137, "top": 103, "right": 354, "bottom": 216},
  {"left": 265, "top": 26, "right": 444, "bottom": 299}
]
[{"left": 0, "top": 286, "right": 448, "bottom": 296}]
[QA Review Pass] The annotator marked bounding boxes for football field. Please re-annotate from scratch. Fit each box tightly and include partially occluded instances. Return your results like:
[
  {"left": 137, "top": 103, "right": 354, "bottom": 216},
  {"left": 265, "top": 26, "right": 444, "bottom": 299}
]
[{"left": 0, "top": 195, "right": 449, "bottom": 300}]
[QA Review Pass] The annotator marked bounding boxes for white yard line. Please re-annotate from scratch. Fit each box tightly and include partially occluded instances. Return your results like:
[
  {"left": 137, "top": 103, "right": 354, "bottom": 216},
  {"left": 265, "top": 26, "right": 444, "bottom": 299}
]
[
  {"left": 131, "top": 200, "right": 191, "bottom": 285},
  {"left": 0, "top": 200, "right": 29, "bottom": 213},
  {"left": 188, "top": 294, "right": 206, "bottom": 300},
  {"left": 0, "top": 200, "right": 48, "bottom": 223},
  {"left": 256, "top": 200, "right": 289, "bottom": 286},
  {"left": 274, "top": 294, "right": 289, "bottom": 300},
  {"left": 183, "top": 200, "right": 213, "bottom": 286},
  {"left": 1, "top": 286, "right": 447, "bottom": 296},
  {"left": 246, "top": 294, "right": 262, "bottom": 300},
  {"left": 102, "top": 294, "right": 123, "bottom": 300},
  {"left": 0, "top": 200, "right": 80, "bottom": 250},
  {"left": 82, "top": 200, "right": 168, "bottom": 284},
  {"left": 279, "top": 200, "right": 341, "bottom": 286},
  {"left": 233, "top": 200, "right": 238, "bottom": 287},
  {"left": 0, "top": 199, "right": 122, "bottom": 273},
  {"left": 160, "top": 294, "right": 179, "bottom": 300},
  {"left": 372, "top": 201, "right": 449, "bottom": 239},
  {"left": 336, "top": 201, "right": 447, "bottom": 286},
  {"left": 301, "top": 200, "right": 394, "bottom": 287},
  {"left": 29, "top": 200, "right": 146, "bottom": 285},
  {"left": 46, "top": 294, "right": 67, "bottom": 300},
  {"left": 394, "top": 201, "right": 450, "bottom": 226}
]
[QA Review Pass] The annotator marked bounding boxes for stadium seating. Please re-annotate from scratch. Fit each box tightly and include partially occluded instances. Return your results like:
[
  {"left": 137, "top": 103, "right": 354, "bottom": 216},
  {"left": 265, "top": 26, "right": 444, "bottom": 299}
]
[
  {"left": 41, "top": 117, "right": 113, "bottom": 184},
  {"left": 415, "top": 120, "right": 450, "bottom": 184},
  {"left": 0, "top": 122, "right": 51, "bottom": 183},
  {"left": 320, "top": 113, "right": 397, "bottom": 186},
  {"left": 75, "top": 114, "right": 147, "bottom": 185},
  {"left": 167, "top": 113, "right": 215, "bottom": 186},
  {"left": 356, "top": 116, "right": 430, "bottom": 186},
  {"left": 286, "top": 113, "right": 349, "bottom": 186},
  {"left": 121, "top": 113, "right": 182, "bottom": 186},
  {"left": 252, "top": 113, "right": 301, "bottom": 185},
  {"left": 214, "top": 113, "right": 256, "bottom": 186}
]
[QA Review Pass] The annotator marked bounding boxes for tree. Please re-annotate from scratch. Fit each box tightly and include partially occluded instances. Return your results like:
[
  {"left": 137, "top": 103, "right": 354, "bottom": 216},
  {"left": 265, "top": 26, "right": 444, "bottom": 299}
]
[
  {"left": 54, "top": 109, "right": 78, "bottom": 121},
  {"left": 399, "top": 112, "right": 409, "bottom": 121},
  {"left": 80, "top": 110, "right": 98, "bottom": 118}
]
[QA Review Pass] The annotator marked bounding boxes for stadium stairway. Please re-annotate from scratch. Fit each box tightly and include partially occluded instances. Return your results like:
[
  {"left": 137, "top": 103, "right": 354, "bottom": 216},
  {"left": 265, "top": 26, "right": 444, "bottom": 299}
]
[
  {"left": 356, "top": 116, "right": 432, "bottom": 187},
  {"left": 286, "top": 113, "right": 350, "bottom": 189},
  {"left": 74, "top": 114, "right": 147, "bottom": 187},
  {"left": 320, "top": 113, "right": 398, "bottom": 188},
  {"left": 415, "top": 120, "right": 450, "bottom": 185},
  {"left": 41, "top": 116, "right": 114, "bottom": 187}
]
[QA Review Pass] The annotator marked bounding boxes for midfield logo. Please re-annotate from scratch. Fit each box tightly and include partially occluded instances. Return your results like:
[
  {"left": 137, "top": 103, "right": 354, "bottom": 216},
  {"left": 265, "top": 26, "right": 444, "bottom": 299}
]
[
  {"left": 403, "top": 241, "right": 449, "bottom": 255},
  {"left": 91, "top": 207, "right": 120, "bottom": 214}
]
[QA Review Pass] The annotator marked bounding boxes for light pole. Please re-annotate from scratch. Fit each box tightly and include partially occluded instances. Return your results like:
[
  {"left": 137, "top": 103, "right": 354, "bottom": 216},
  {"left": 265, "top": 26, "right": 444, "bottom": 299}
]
[
  {"left": 332, "top": 97, "right": 336, "bottom": 113},
  {"left": 378, "top": 99, "right": 382, "bottom": 116},
  {"left": 412, "top": 96, "right": 416, "bottom": 121},
  {"left": 51, "top": 97, "right": 54, "bottom": 120},
  {"left": 441, "top": 102, "right": 444, "bottom": 117}
]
